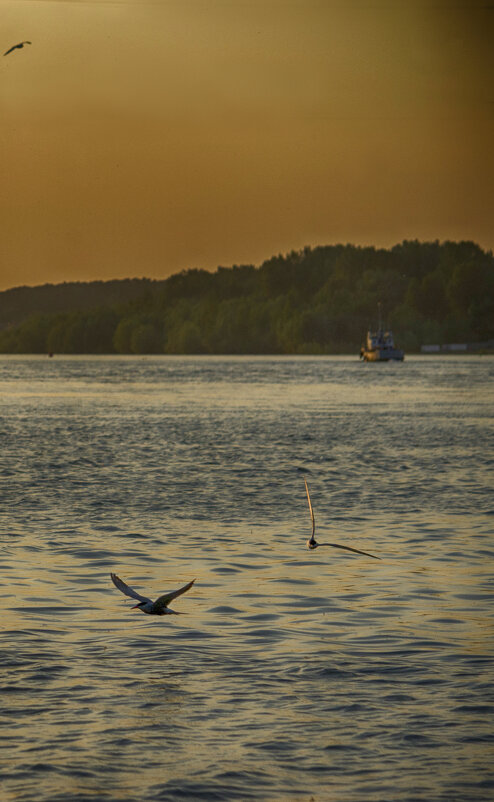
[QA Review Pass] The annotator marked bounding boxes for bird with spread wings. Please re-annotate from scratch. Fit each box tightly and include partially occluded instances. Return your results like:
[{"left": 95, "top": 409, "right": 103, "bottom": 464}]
[
  {"left": 110, "top": 572, "right": 196, "bottom": 615},
  {"left": 304, "top": 478, "right": 380, "bottom": 559},
  {"left": 4, "top": 41, "right": 32, "bottom": 57}
]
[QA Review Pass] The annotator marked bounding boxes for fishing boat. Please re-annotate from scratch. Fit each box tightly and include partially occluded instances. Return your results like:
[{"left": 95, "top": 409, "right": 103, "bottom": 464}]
[{"left": 360, "top": 304, "right": 404, "bottom": 362}]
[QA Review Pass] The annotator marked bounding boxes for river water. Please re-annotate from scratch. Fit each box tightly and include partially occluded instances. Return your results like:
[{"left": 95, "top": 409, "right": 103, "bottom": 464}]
[{"left": 1, "top": 355, "right": 493, "bottom": 801}]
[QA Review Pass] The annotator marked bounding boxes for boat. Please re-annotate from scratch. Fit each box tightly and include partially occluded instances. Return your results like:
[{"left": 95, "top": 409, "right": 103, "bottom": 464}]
[{"left": 360, "top": 304, "right": 404, "bottom": 362}]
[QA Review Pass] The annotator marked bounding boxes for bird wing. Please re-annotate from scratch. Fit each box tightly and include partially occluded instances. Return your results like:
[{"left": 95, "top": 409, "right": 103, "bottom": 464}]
[
  {"left": 153, "top": 579, "right": 196, "bottom": 612},
  {"left": 110, "top": 572, "right": 152, "bottom": 603},
  {"left": 304, "top": 478, "right": 315, "bottom": 538},
  {"left": 4, "top": 41, "right": 31, "bottom": 56},
  {"left": 324, "top": 542, "right": 380, "bottom": 559}
]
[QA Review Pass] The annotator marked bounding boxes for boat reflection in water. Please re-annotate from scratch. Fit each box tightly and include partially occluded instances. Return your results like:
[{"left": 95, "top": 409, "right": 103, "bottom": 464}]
[{"left": 360, "top": 304, "right": 405, "bottom": 362}]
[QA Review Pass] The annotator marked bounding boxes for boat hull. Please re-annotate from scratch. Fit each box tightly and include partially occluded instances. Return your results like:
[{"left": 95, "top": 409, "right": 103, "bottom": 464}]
[{"left": 361, "top": 348, "right": 404, "bottom": 362}]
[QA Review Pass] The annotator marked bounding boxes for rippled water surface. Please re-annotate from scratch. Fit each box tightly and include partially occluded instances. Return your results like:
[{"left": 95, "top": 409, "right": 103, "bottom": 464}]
[{"left": 1, "top": 355, "right": 493, "bottom": 801}]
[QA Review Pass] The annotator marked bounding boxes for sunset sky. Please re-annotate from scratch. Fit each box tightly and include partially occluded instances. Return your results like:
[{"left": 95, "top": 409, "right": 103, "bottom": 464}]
[{"left": 1, "top": 0, "right": 493, "bottom": 291}]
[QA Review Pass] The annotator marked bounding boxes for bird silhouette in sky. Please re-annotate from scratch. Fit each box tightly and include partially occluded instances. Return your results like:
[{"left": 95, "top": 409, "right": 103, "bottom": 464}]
[
  {"left": 110, "top": 572, "right": 196, "bottom": 615},
  {"left": 304, "top": 478, "right": 380, "bottom": 558},
  {"left": 4, "top": 41, "right": 31, "bottom": 57}
]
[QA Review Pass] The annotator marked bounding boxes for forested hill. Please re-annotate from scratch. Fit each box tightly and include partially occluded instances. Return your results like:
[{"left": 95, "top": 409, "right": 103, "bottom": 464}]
[
  {"left": 0, "top": 240, "right": 492, "bottom": 354},
  {"left": 0, "top": 278, "right": 159, "bottom": 331}
]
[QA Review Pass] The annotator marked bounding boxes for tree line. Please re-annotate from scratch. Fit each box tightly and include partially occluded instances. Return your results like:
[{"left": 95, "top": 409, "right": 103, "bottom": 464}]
[{"left": 0, "top": 240, "right": 492, "bottom": 354}]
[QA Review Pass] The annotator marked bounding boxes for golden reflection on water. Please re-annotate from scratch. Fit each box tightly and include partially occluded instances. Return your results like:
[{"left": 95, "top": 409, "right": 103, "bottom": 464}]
[
  {"left": 1, "top": 356, "right": 493, "bottom": 801},
  {"left": 5, "top": 512, "right": 491, "bottom": 652}
]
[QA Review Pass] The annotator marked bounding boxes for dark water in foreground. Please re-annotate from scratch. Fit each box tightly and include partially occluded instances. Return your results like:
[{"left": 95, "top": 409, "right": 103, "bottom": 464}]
[{"left": 1, "top": 355, "right": 493, "bottom": 801}]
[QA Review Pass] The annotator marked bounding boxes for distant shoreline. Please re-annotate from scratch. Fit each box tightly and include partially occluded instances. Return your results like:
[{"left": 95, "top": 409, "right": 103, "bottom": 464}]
[
  {"left": 1, "top": 351, "right": 493, "bottom": 359},
  {"left": 1, "top": 241, "right": 492, "bottom": 356}
]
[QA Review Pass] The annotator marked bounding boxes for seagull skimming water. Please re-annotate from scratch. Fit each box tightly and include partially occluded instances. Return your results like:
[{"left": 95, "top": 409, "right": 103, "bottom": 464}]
[
  {"left": 110, "top": 572, "right": 195, "bottom": 615},
  {"left": 304, "top": 478, "right": 379, "bottom": 559},
  {"left": 4, "top": 41, "right": 31, "bottom": 56}
]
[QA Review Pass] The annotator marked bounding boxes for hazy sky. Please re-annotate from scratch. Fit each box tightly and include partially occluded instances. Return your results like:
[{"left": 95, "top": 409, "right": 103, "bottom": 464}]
[{"left": 1, "top": 0, "right": 493, "bottom": 290}]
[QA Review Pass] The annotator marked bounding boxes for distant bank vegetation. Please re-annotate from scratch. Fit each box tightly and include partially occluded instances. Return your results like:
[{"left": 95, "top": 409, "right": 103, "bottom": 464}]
[{"left": 0, "top": 240, "right": 492, "bottom": 354}]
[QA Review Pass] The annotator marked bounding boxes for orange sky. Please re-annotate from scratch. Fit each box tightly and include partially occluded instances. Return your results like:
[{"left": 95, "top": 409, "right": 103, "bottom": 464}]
[{"left": 1, "top": 0, "right": 493, "bottom": 291}]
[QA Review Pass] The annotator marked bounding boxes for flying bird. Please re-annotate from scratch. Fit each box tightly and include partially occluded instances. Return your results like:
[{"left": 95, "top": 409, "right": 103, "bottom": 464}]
[
  {"left": 4, "top": 41, "right": 31, "bottom": 56},
  {"left": 110, "top": 572, "right": 195, "bottom": 615},
  {"left": 304, "top": 478, "right": 380, "bottom": 559}
]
